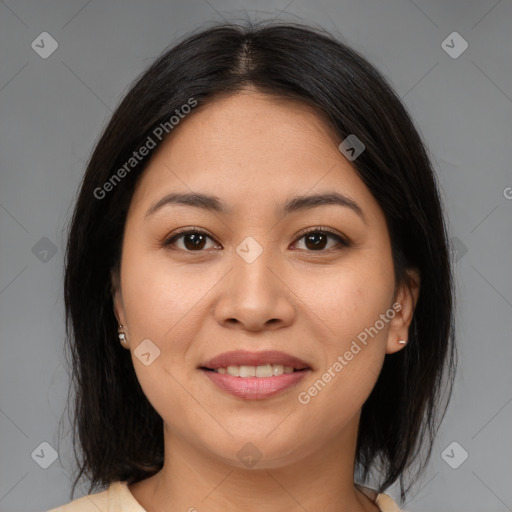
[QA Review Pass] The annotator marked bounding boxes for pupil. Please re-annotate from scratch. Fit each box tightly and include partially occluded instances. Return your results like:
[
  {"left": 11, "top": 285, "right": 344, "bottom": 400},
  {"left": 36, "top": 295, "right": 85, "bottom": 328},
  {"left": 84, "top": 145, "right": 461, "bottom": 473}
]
[
  {"left": 306, "top": 233, "right": 327, "bottom": 250},
  {"left": 182, "top": 232, "right": 329, "bottom": 251},
  {"left": 185, "top": 233, "right": 206, "bottom": 250}
]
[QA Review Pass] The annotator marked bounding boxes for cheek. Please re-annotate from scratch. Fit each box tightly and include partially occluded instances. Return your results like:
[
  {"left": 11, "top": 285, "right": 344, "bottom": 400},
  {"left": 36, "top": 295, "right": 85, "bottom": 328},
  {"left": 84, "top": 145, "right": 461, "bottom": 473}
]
[
  {"left": 298, "top": 251, "right": 395, "bottom": 346},
  {"left": 120, "top": 241, "right": 209, "bottom": 339},
  {"left": 295, "top": 254, "right": 393, "bottom": 402},
  {"left": 118, "top": 249, "right": 205, "bottom": 432},
  {"left": 292, "top": 250, "right": 395, "bottom": 426}
]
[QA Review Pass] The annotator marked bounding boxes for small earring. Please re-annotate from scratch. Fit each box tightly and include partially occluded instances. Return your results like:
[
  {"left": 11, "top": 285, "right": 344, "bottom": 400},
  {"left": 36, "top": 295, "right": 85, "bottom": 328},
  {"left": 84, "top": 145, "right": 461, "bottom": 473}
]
[
  {"left": 118, "top": 324, "right": 127, "bottom": 344},
  {"left": 398, "top": 339, "right": 407, "bottom": 345}
]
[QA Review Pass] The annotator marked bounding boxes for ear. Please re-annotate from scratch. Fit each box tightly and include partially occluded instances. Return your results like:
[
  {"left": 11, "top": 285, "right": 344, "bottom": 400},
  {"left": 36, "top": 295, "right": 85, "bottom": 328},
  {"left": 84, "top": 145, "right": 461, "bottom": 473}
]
[
  {"left": 386, "top": 268, "right": 420, "bottom": 355},
  {"left": 110, "top": 266, "right": 127, "bottom": 328}
]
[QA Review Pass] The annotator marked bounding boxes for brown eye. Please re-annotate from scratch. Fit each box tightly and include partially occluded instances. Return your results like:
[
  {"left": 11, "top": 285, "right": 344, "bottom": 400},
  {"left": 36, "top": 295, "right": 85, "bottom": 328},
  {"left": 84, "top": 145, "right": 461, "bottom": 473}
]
[
  {"left": 294, "top": 229, "right": 349, "bottom": 251},
  {"left": 163, "top": 228, "right": 349, "bottom": 253},
  {"left": 164, "top": 230, "right": 219, "bottom": 251}
]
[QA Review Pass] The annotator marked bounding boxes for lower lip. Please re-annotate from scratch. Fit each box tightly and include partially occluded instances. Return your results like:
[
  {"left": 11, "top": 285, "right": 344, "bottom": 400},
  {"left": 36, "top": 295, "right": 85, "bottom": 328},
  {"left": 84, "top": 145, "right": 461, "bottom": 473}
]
[{"left": 201, "top": 369, "right": 310, "bottom": 399}]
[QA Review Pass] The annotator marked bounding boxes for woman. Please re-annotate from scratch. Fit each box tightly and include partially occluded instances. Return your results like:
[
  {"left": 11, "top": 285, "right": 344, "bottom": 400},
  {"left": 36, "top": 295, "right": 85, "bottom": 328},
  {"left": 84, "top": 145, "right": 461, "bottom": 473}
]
[{"left": 50, "top": 21, "right": 456, "bottom": 512}]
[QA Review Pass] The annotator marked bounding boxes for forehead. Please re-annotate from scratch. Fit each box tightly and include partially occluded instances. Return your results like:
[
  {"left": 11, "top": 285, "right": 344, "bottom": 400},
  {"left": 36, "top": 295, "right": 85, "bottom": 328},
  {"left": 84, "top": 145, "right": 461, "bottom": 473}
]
[{"left": 129, "top": 91, "right": 380, "bottom": 221}]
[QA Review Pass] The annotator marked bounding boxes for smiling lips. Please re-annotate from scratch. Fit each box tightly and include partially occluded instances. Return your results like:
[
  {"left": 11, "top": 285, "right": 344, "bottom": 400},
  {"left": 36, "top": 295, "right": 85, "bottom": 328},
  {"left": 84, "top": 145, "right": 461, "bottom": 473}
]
[{"left": 200, "top": 350, "right": 311, "bottom": 399}]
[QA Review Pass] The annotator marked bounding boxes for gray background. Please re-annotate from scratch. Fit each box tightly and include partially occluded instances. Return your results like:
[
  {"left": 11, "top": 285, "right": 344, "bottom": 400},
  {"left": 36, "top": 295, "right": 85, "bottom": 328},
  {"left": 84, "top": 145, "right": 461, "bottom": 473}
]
[{"left": 0, "top": 1, "right": 511, "bottom": 511}]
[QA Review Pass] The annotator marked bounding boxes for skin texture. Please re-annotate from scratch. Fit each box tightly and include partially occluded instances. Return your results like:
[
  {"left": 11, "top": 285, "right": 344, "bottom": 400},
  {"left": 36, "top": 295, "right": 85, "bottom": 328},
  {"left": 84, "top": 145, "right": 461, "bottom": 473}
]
[{"left": 112, "top": 90, "right": 420, "bottom": 512}]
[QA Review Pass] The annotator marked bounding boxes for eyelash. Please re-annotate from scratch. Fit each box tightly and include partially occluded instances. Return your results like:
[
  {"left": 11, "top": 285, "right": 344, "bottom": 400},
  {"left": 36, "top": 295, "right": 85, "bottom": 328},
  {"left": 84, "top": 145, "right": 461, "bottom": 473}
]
[{"left": 162, "top": 226, "right": 350, "bottom": 253}]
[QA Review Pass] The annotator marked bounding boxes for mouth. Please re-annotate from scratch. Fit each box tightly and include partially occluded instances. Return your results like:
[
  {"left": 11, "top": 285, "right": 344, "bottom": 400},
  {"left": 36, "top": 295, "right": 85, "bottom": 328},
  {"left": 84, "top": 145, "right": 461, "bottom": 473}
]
[
  {"left": 199, "top": 350, "right": 311, "bottom": 399},
  {"left": 201, "top": 364, "right": 307, "bottom": 377}
]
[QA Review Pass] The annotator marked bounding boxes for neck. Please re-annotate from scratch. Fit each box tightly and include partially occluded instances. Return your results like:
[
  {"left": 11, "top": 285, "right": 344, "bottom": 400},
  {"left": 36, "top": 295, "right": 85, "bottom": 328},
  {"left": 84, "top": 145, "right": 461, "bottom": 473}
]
[{"left": 129, "top": 415, "right": 379, "bottom": 512}]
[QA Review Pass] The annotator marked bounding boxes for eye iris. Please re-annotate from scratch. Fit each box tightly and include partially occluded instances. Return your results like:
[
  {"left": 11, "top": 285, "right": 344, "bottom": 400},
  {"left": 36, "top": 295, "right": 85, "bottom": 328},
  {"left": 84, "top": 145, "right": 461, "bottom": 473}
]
[
  {"left": 305, "top": 232, "right": 328, "bottom": 250},
  {"left": 173, "top": 230, "right": 339, "bottom": 251},
  {"left": 184, "top": 233, "right": 207, "bottom": 250}
]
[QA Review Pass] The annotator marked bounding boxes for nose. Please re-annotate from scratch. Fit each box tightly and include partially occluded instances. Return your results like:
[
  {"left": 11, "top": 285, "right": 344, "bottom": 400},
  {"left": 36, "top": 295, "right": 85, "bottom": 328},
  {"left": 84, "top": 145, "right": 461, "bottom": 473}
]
[{"left": 213, "top": 246, "right": 296, "bottom": 332}]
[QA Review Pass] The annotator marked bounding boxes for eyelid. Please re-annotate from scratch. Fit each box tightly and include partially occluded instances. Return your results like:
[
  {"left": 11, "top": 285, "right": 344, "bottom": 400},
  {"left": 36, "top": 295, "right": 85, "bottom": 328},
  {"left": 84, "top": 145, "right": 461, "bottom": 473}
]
[
  {"left": 163, "top": 226, "right": 221, "bottom": 248},
  {"left": 293, "top": 226, "right": 350, "bottom": 247},
  {"left": 163, "top": 225, "right": 351, "bottom": 252}
]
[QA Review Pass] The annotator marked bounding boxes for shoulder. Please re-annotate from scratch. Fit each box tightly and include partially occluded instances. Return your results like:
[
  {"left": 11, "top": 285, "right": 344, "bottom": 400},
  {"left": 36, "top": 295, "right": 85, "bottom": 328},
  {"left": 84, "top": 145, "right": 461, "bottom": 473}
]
[
  {"left": 375, "top": 492, "right": 404, "bottom": 512},
  {"left": 358, "top": 484, "right": 403, "bottom": 512},
  {"left": 47, "top": 481, "right": 145, "bottom": 512},
  {"left": 47, "top": 485, "right": 109, "bottom": 512}
]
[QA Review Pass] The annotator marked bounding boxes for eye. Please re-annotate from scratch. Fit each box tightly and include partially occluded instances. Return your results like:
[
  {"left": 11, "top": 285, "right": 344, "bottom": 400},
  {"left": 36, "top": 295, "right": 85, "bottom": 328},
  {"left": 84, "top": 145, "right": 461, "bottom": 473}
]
[
  {"left": 163, "top": 227, "right": 350, "bottom": 253},
  {"left": 163, "top": 229, "right": 220, "bottom": 251},
  {"left": 293, "top": 227, "right": 350, "bottom": 251}
]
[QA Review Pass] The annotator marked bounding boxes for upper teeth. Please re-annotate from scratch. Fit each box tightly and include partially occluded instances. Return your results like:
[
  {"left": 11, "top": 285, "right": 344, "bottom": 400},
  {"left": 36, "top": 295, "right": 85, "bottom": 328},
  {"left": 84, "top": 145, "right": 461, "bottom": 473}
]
[{"left": 215, "top": 364, "right": 295, "bottom": 377}]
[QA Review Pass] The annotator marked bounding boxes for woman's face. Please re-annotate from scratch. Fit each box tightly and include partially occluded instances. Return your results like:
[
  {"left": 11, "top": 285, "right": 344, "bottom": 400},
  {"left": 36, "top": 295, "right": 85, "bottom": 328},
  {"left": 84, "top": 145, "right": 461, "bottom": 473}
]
[{"left": 112, "top": 90, "right": 417, "bottom": 468}]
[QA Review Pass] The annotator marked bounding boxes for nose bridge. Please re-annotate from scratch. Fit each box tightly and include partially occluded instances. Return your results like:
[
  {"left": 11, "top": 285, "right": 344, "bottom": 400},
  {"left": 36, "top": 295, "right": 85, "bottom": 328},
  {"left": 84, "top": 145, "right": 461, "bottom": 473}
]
[
  {"left": 231, "top": 237, "right": 277, "bottom": 301},
  {"left": 213, "top": 236, "right": 295, "bottom": 330}
]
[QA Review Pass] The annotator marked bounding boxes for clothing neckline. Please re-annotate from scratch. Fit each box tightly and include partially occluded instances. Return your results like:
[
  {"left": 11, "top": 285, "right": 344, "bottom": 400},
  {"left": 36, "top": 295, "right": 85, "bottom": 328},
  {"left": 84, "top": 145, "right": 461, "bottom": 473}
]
[{"left": 114, "top": 480, "right": 400, "bottom": 512}]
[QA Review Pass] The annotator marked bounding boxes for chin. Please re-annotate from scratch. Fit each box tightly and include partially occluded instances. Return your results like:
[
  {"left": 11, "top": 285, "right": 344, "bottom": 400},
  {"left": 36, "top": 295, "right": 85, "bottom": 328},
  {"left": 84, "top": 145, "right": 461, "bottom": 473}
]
[{"left": 196, "top": 429, "right": 319, "bottom": 470}]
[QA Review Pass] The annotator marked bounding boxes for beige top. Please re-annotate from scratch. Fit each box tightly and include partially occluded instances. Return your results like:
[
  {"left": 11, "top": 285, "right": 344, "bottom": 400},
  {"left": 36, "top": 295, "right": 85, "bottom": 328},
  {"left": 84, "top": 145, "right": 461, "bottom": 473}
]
[{"left": 48, "top": 481, "right": 403, "bottom": 511}]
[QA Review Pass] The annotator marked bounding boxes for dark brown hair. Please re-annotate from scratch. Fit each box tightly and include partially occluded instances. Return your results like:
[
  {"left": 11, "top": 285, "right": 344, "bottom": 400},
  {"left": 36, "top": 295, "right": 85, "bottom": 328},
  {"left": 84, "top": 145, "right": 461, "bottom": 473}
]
[{"left": 62, "top": 21, "right": 456, "bottom": 504}]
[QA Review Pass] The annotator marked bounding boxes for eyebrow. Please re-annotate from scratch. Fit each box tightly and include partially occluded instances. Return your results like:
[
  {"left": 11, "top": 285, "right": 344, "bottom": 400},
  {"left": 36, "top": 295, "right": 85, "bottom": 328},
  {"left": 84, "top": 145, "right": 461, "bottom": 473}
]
[{"left": 145, "top": 191, "right": 366, "bottom": 222}]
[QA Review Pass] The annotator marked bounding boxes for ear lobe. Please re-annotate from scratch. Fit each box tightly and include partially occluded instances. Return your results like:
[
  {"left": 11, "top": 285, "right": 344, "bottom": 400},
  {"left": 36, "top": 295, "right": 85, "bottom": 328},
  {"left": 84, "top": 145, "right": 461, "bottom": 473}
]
[{"left": 386, "top": 268, "right": 420, "bottom": 355}]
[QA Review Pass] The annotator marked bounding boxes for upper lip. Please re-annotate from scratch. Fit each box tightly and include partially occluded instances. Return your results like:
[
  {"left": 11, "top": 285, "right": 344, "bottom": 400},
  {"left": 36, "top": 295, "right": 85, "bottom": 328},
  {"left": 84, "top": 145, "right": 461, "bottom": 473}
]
[{"left": 201, "top": 350, "right": 310, "bottom": 370}]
